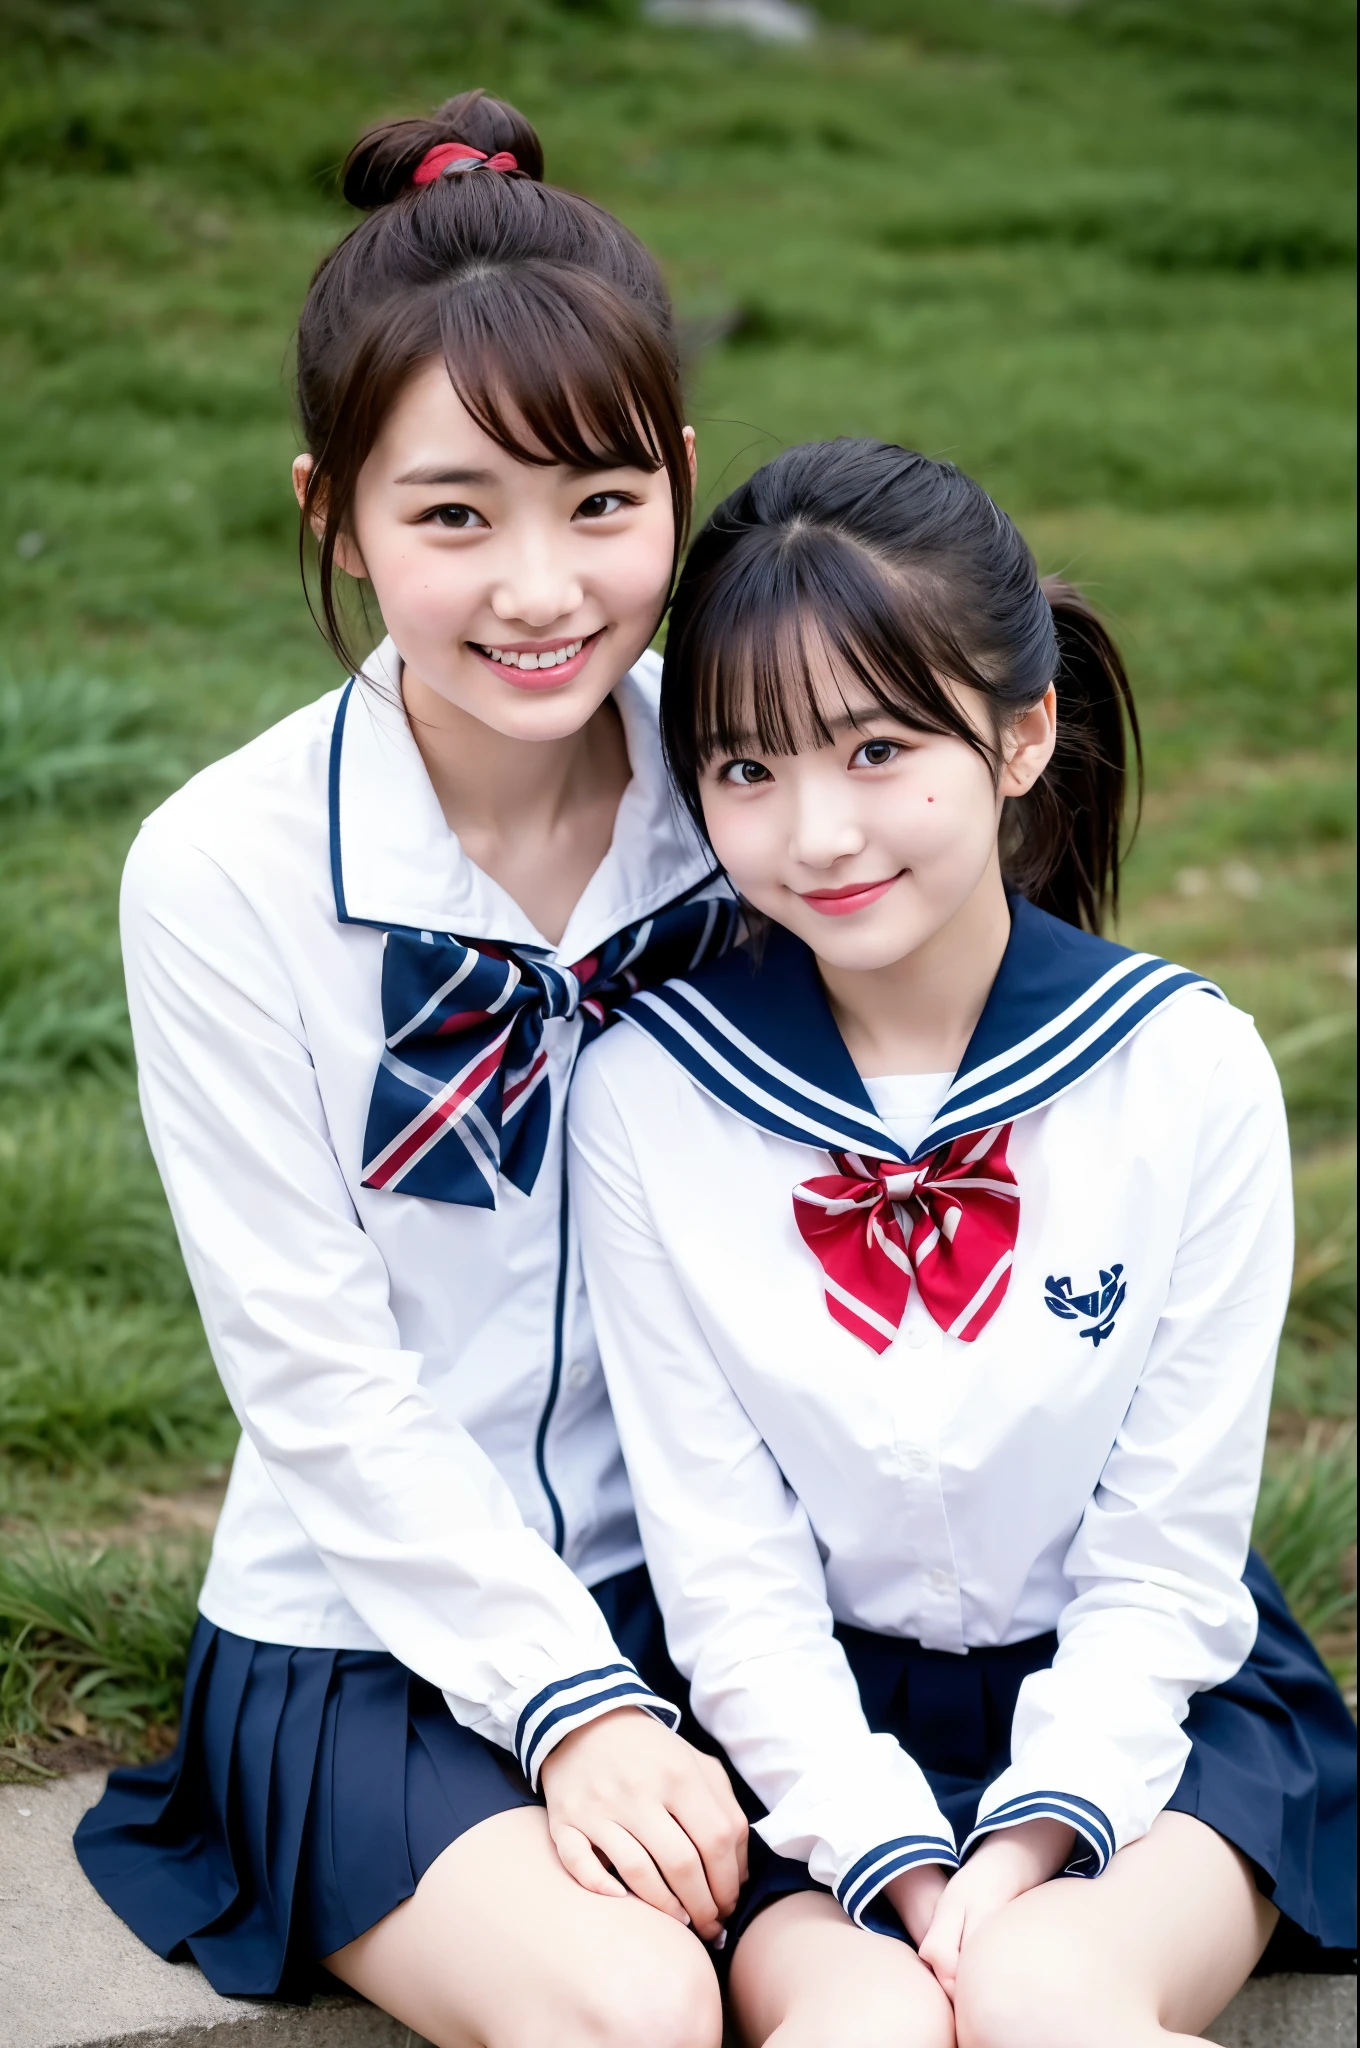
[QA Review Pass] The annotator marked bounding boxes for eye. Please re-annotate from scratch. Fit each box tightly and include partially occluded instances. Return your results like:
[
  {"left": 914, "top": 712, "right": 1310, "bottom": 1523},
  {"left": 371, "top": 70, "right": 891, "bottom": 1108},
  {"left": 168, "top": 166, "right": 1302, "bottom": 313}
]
[
  {"left": 851, "top": 738, "right": 902, "bottom": 769},
  {"left": 576, "top": 491, "right": 634, "bottom": 519},
  {"left": 425, "top": 503, "right": 488, "bottom": 530},
  {"left": 718, "top": 759, "right": 772, "bottom": 787}
]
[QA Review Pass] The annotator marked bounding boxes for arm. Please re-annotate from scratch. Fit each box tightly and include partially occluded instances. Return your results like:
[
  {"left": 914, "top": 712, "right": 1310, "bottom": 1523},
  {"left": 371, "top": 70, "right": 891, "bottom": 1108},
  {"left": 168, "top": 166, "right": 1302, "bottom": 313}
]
[
  {"left": 569, "top": 1052, "right": 959, "bottom": 1931},
  {"left": 920, "top": 1010, "right": 1292, "bottom": 1988},
  {"left": 122, "top": 825, "right": 744, "bottom": 1930}
]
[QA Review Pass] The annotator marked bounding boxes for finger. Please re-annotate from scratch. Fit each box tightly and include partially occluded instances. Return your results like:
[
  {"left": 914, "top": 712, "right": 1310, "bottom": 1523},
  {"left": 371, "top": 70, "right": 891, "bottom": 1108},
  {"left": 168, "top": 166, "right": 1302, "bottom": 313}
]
[
  {"left": 917, "top": 1894, "right": 964, "bottom": 1984},
  {"left": 667, "top": 1776, "right": 745, "bottom": 1921},
  {"left": 550, "top": 1822, "right": 627, "bottom": 1900},
  {"left": 637, "top": 1804, "right": 726, "bottom": 1934},
  {"left": 593, "top": 1820, "right": 691, "bottom": 1925},
  {"left": 702, "top": 1755, "right": 751, "bottom": 1891}
]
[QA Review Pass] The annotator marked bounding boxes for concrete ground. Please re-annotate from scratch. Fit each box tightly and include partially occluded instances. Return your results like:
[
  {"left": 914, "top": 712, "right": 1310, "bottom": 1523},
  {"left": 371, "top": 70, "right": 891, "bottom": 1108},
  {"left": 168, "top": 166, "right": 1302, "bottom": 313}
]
[{"left": 2, "top": 1773, "right": 1353, "bottom": 2048}]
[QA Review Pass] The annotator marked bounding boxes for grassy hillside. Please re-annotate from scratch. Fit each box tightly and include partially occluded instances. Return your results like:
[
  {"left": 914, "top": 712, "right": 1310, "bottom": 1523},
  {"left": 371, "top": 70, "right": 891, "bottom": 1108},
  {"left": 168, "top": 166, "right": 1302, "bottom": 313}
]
[{"left": 0, "top": 0, "right": 1353, "bottom": 1768}]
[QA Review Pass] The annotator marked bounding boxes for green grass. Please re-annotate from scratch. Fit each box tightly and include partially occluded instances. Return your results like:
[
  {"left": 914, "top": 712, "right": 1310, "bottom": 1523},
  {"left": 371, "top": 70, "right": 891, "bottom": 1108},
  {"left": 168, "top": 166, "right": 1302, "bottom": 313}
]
[{"left": 0, "top": 0, "right": 1353, "bottom": 1765}]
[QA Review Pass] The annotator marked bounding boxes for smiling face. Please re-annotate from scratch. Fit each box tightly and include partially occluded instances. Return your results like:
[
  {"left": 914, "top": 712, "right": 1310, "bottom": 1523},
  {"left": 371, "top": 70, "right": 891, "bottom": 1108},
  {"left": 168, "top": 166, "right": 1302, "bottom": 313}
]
[
  {"left": 297, "top": 355, "right": 690, "bottom": 743},
  {"left": 698, "top": 631, "right": 1056, "bottom": 974}
]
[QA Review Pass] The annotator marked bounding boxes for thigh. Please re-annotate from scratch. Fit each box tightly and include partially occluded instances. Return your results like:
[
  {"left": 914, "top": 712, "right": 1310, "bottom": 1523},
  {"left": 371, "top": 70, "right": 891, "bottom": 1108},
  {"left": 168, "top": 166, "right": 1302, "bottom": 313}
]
[
  {"left": 324, "top": 1804, "right": 722, "bottom": 2048},
  {"left": 954, "top": 1811, "right": 1279, "bottom": 2048},
  {"left": 728, "top": 1891, "right": 955, "bottom": 2048}
]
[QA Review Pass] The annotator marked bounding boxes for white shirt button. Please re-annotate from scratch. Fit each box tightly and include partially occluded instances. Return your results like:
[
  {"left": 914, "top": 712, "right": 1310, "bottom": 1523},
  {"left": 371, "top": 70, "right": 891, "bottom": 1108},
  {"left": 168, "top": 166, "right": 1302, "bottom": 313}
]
[
  {"left": 566, "top": 1363, "right": 591, "bottom": 1391},
  {"left": 906, "top": 1447, "right": 932, "bottom": 1474},
  {"left": 907, "top": 1325, "right": 931, "bottom": 1350},
  {"left": 928, "top": 1567, "right": 955, "bottom": 1594}
]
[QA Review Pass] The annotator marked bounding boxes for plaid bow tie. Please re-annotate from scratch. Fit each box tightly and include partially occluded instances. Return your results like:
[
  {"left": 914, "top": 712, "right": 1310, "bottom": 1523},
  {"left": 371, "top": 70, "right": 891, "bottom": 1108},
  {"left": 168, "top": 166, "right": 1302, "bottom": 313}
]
[
  {"left": 360, "top": 890, "right": 737, "bottom": 1207},
  {"left": 792, "top": 1125, "right": 1019, "bottom": 1351}
]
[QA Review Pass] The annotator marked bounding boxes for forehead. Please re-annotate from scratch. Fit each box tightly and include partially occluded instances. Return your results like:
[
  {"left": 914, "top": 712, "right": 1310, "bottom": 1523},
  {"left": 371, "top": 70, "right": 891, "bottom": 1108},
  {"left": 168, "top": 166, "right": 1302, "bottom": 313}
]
[
  {"left": 369, "top": 357, "right": 509, "bottom": 468},
  {"left": 369, "top": 356, "right": 655, "bottom": 482}
]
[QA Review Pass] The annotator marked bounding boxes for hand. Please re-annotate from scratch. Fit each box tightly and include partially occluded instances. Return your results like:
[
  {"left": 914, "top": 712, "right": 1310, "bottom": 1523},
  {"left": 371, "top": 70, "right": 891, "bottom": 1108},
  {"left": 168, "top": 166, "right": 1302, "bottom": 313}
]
[
  {"left": 916, "top": 1819, "right": 1076, "bottom": 1999},
  {"left": 883, "top": 1859, "right": 952, "bottom": 1946},
  {"left": 538, "top": 1706, "right": 749, "bottom": 1941}
]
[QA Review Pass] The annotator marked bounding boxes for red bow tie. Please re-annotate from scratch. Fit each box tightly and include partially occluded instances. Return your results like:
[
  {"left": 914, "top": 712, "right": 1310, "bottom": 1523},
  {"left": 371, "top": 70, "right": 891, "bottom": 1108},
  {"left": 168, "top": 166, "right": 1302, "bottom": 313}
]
[{"left": 792, "top": 1126, "right": 1019, "bottom": 1352}]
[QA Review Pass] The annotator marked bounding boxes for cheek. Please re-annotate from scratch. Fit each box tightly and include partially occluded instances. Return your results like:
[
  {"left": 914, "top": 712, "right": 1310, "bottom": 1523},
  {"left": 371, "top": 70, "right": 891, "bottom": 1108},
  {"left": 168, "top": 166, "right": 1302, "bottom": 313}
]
[
  {"left": 702, "top": 797, "right": 778, "bottom": 891},
  {"left": 597, "top": 512, "right": 676, "bottom": 617}
]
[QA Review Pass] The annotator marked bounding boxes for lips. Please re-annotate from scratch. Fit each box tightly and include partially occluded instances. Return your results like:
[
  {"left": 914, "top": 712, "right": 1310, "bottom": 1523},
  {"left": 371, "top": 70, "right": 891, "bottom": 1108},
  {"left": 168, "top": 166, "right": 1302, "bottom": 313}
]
[
  {"left": 798, "top": 873, "right": 903, "bottom": 917},
  {"left": 469, "top": 629, "right": 603, "bottom": 690}
]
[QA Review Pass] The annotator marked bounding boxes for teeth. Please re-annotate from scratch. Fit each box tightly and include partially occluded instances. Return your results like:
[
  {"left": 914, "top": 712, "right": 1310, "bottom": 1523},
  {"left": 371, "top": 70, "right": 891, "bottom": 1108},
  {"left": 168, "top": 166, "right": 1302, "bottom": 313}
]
[{"left": 478, "top": 639, "right": 585, "bottom": 670}]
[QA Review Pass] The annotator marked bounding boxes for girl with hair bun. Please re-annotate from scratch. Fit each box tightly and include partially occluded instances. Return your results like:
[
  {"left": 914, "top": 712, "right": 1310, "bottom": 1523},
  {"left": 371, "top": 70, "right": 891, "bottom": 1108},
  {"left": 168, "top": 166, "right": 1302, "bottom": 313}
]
[
  {"left": 569, "top": 439, "right": 1356, "bottom": 2045},
  {"left": 75, "top": 88, "right": 744, "bottom": 2046}
]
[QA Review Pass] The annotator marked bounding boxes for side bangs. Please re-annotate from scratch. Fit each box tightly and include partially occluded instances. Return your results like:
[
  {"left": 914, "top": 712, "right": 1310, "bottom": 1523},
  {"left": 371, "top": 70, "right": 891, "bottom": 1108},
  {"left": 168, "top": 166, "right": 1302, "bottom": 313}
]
[
  {"left": 671, "top": 529, "right": 994, "bottom": 800},
  {"left": 439, "top": 265, "right": 679, "bottom": 487}
]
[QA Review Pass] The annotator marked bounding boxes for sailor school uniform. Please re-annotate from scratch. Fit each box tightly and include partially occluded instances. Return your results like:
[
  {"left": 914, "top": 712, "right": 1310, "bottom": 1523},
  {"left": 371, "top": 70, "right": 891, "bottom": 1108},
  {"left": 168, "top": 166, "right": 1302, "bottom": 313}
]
[
  {"left": 568, "top": 899, "right": 1357, "bottom": 1958},
  {"left": 73, "top": 639, "right": 739, "bottom": 1997}
]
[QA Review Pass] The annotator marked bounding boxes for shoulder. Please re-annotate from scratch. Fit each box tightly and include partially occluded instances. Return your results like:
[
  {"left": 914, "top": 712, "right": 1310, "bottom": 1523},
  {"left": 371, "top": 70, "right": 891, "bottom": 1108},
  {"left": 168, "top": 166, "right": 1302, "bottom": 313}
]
[
  {"left": 576, "top": 1010, "right": 683, "bottom": 1110},
  {"left": 572, "top": 1011, "right": 713, "bottom": 1153},
  {"left": 1129, "top": 984, "right": 1281, "bottom": 1103},
  {"left": 123, "top": 687, "right": 342, "bottom": 912}
]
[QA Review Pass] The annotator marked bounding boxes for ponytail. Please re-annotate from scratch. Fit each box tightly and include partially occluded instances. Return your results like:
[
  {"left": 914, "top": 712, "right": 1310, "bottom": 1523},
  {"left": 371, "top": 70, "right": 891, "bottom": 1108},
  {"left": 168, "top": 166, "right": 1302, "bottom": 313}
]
[{"left": 1002, "top": 578, "right": 1143, "bottom": 934}]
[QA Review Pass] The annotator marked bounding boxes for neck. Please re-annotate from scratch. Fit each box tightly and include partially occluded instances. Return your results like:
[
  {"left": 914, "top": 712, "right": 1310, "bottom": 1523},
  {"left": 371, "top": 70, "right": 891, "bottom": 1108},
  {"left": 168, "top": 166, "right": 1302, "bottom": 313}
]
[
  {"left": 402, "top": 664, "right": 624, "bottom": 842},
  {"left": 817, "top": 858, "right": 1013, "bottom": 1077}
]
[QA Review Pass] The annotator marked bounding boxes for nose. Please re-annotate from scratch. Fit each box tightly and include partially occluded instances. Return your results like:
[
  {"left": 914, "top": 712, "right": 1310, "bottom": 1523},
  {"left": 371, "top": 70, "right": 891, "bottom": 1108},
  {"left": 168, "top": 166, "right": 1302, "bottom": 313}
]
[
  {"left": 787, "top": 777, "right": 866, "bottom": 871},
  {"left": 489, "top": 525, "right": 584, "bottom": 631}
]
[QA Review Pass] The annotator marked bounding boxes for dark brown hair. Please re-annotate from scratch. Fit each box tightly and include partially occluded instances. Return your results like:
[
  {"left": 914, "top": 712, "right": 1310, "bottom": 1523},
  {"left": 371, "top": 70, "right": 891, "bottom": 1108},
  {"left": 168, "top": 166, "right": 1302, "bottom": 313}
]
[
  {"left": 661, "top": 440, "right": 1141, "bottom": 934},
  {"left": 296, "top": 89, "right": 692, "bottom": 671}
]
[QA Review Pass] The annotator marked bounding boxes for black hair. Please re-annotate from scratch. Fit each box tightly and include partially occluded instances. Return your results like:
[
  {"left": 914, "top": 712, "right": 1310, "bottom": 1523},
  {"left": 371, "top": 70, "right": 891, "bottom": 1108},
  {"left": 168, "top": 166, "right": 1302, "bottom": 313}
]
[
  {"left": 661, "top": 439, "right": 1141, "bottom": 933},
  {"left": 296, "top": 88, "right": 690, "bottom": 672}
]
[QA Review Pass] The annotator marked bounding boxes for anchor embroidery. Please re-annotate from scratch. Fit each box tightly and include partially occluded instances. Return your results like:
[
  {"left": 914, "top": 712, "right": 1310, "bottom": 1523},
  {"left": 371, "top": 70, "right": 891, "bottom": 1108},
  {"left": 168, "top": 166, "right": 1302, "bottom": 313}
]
[{"left": 1044, "top": 1263, "right": 1126, "bottom": 1347}]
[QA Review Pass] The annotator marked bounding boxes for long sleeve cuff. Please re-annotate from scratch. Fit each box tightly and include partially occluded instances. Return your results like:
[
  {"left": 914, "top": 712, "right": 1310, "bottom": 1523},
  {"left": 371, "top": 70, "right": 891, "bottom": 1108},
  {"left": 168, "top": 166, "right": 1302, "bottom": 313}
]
[
  {"left": 507, "top": 1660, "right": 683, "bottom": 1789},
  {"left": 962, "top": 1786, "right": 1116, "bottom": 1876},
  {"left": 965, "top": 1720, "right": 1187, "bottom": 1878},
  {"left": 754, "top": 1732, "right": 959, "bottom": 1928}
]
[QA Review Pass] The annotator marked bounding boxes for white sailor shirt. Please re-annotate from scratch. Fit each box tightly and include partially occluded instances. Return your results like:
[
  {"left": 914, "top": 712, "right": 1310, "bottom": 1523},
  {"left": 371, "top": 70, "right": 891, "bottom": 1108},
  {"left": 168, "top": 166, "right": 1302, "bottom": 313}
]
[
  {"left": 568, "top": 901, "right": 1292, "bottom": 1921},
  {"left": 120, "top": 636, "right": 731, "bottom": 1785}
]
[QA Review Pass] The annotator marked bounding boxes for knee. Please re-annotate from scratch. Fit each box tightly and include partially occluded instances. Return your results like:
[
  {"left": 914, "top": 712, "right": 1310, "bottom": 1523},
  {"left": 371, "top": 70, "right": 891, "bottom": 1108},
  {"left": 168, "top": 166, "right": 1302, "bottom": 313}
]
[
  {"left": 779, "top": 1990, "right": 954, "bottom": 2048},
  {"left": 549, "top": 1925, "right": 722, "bottom": 2048},
  {"left": 954, "top": 1933, "right": 1094, "bottom": 2048}
]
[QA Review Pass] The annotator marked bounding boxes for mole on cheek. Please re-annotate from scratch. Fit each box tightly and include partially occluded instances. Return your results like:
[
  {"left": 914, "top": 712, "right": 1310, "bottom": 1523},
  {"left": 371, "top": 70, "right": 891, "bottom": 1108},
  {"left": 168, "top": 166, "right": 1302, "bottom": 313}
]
[{"left": 927, "top": 796, "right": 935, "bottom": 803}]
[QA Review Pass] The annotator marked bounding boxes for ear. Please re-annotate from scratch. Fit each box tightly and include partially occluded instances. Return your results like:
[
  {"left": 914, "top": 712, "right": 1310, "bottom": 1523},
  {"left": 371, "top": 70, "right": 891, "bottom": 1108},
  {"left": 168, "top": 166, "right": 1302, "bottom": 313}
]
[
  {"left": 998, "top": 683, "right": 1058, "bottom": 798},
  {"left": 292, "top": 453, "right": 368, "bottom": 580},
  {"left": 683, "top": 424, "right": 697, "bottom": 495}
]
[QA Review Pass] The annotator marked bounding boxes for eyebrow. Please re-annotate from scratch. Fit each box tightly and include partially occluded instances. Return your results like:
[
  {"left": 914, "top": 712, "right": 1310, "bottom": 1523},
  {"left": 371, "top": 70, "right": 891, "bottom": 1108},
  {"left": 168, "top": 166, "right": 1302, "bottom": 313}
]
[
  {"left": 392, "top": 458, "right": 636, "bottom": 488},
  {"left": 392, "top": 465, "right": 500, "bottom": 487}
]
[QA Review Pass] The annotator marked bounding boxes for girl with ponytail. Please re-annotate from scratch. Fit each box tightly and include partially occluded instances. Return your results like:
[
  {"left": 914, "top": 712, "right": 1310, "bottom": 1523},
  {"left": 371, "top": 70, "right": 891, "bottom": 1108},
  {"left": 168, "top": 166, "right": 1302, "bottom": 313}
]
[
  {"left": 569, "top": 440, "right": 1356, "bottom": 2043},
  {"left": 75, "top": 88, "right": 746, "bottom": 2045}
]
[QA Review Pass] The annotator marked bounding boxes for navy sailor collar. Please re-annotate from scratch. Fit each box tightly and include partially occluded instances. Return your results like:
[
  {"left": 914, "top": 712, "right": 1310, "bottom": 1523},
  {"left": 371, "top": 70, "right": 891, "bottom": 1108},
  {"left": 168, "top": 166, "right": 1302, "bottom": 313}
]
[{"left": 620, "top": 895, "right": 1222, "bottom": 1164}]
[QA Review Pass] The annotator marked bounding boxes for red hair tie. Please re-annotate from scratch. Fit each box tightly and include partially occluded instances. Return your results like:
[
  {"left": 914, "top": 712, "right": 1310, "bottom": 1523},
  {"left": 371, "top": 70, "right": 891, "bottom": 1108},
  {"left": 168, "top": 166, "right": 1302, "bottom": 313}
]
[{"left": 412, "top": 142, "right": 519, "bottom": 185}]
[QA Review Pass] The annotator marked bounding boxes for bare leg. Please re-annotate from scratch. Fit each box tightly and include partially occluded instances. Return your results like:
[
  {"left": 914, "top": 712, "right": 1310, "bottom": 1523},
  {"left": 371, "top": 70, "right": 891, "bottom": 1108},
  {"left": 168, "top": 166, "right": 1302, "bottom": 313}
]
[
  {"left": 953, "top": 1811, "right": 1279, "bottom": 2048},
  {"left": 324, "top": 1804, "right": 722, "bottom": 2048},
  {"left": 727, "top": 1891, "right": 956, "bottom": 2048}
]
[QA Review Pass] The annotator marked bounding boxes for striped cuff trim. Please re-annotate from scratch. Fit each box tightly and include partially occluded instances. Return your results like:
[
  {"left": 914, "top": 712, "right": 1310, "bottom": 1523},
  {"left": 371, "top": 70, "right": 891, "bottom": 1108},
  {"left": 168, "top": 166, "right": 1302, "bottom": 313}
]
[
  {"left": 961, "top": 1791, "right": 1116, "bottom": 1877},
  {"left": 835, "top": 1835, "right": 960, "bottom": 1928},
  {"left": 515, "top": 1662, "right": 682, "bottom": 1788}
]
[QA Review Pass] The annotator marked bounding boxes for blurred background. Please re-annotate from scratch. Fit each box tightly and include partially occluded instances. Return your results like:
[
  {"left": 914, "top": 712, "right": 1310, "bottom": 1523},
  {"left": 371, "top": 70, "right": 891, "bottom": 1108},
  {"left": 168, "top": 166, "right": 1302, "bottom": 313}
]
[{"left": 0, "top": 0, "right": 1353, "bottom": 1777}]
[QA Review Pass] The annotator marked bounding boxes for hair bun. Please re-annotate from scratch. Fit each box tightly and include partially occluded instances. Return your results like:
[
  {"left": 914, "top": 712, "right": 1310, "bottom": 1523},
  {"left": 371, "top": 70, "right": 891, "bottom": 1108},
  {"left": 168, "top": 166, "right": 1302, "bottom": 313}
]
[{"left": 342, "top": 88, "right": 545, "bottom": 210}]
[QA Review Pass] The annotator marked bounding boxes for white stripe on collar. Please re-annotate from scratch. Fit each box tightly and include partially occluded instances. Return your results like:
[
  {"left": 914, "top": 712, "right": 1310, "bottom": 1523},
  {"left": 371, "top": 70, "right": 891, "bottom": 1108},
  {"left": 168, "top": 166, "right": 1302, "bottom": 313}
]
[
  {"left": 629, "top": 981, "right": 897, "bottom": 1157},
  {"left": 621, "top": 898, "right": 1222, "bottom": 1162}
]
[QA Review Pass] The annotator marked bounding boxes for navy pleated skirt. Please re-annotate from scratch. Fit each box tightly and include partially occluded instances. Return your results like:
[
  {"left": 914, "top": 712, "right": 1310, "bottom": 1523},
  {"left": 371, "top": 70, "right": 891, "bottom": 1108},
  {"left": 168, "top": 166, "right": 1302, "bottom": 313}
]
[
  {"left": 74, "top": 1562, "right": 685, "bottom": 2001},
  {"left": 75, "top": 1552, "right": 1354, "bottom": 1999},
  {"left": 730, "top": 1552, "right": 1357, "bottom": 1972}
]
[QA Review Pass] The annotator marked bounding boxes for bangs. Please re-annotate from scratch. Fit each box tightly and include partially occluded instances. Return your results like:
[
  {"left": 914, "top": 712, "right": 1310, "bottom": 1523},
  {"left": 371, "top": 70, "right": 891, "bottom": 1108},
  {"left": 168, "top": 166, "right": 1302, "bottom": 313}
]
[
  {"left": 677, "top": 526, "right": 992, "bottom": 777},
  {"left": 439, "top": 263, "right": 680, "bottom": 487}
]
